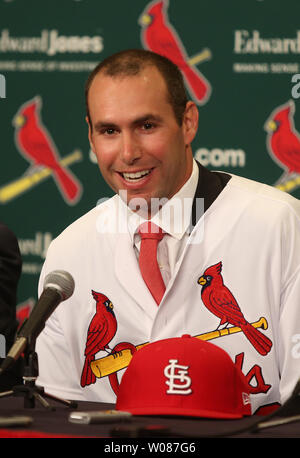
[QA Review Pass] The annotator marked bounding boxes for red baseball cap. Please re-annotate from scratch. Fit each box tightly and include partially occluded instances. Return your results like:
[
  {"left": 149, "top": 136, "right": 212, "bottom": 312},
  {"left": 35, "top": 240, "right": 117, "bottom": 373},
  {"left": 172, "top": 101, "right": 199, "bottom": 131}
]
[{"left": 116, "top": 335, "right": 251, "bottom": 419}]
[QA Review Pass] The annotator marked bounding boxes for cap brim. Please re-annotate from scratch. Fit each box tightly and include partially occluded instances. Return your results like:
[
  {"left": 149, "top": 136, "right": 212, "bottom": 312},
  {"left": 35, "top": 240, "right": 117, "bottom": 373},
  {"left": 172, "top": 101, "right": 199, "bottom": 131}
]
[{"left": 117, "top": 406, "right": 245, "bottom": 419}]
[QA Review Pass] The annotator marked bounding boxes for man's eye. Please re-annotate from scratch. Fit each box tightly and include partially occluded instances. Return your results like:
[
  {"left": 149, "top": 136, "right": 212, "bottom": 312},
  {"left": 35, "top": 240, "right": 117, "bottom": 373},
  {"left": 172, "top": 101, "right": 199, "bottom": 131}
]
[
  {"left": 104, "top": 128, "right": 116, "bottom": 135},
  {"left": 142, "top": 122, "right": 155, "bottom": 130}
]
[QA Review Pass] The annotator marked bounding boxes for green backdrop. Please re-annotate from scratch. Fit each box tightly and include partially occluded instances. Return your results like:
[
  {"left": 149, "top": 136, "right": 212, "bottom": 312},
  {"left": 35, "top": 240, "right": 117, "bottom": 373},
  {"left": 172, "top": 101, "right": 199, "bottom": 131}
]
[{"left": 1, "top": 0, "right": 300, "bottom": 322}]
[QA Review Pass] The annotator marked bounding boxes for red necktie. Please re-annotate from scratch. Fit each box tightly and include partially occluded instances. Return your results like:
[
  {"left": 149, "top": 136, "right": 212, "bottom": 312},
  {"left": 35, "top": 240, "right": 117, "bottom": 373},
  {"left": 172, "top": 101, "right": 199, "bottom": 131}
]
[{"left": 138, "top": 222, "right": 166, "bottom": 305}]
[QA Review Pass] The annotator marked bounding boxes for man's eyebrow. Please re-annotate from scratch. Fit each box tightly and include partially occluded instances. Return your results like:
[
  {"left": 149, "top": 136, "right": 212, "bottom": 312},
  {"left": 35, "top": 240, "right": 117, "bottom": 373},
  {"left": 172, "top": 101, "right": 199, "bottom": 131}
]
[
  {"left": 94, "top": 121, "right": 118, "bottom": 132},
  {"left": 93, "top": 114, "right": 163, "bottom": 132},
  {"left": 132, "top": 114, "right": 163, "bottom": 124}
]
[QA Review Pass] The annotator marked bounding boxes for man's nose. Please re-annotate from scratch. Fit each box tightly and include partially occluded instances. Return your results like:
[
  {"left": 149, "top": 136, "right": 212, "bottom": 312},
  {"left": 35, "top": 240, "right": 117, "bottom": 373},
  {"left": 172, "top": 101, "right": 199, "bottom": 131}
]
[{"left": 120, "top": 132, "right": 141, "bottom": 164}]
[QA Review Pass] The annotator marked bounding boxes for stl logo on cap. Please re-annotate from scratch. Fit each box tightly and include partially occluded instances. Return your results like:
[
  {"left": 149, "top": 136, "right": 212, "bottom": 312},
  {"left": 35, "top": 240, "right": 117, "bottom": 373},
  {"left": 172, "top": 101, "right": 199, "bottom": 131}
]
[{"left": 164, "top": 359, "right": 192, "bottom": 395}]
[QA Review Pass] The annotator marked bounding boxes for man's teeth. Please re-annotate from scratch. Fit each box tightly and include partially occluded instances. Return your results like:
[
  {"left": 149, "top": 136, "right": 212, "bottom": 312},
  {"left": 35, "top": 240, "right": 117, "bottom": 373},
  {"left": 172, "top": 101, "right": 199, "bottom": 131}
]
[{"left": 122, "top": 170, "right": 151, "bottom": 180}]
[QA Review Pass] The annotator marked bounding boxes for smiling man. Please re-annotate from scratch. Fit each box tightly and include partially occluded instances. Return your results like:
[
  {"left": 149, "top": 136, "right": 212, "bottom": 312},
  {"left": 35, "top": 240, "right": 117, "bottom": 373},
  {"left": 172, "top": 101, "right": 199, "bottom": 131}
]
[
  {"left": 36, "top": 49, "right": 300, "bottom": 416},
  {"left": 86, "top": 52, "right": 197, "bottom": 214}
]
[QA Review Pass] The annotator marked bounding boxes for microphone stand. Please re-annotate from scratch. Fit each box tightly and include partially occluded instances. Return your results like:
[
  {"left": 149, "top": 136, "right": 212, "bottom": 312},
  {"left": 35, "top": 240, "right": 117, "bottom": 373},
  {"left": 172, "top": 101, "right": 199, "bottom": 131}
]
[{"left": 0, "top": 334, "right": 77, "bottom": 411}]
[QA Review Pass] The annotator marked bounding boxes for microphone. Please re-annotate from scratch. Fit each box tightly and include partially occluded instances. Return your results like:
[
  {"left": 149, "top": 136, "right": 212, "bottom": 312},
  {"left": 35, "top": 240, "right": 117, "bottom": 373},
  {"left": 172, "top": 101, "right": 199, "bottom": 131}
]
[{"left": 0, "top": 270, "right": 75, "bottom": 376}]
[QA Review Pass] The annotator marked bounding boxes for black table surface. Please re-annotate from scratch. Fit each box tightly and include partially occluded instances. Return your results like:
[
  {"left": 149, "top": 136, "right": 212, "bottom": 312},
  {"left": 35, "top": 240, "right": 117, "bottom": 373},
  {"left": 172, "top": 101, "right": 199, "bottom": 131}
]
[{"left": 0, "top": 394, "right": 300, "bottom": 440}]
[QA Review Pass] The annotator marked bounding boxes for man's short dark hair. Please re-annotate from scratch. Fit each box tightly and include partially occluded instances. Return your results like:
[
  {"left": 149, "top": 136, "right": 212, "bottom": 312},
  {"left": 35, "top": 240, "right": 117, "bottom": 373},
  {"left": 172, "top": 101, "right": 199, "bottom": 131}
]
[{"left": 85, "top": 49, "right": 188, "bottom": 127}]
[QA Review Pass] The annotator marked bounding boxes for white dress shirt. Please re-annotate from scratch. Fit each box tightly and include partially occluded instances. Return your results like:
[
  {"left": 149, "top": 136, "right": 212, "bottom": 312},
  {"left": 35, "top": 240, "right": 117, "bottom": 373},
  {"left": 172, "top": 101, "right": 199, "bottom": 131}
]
[{"left": 125, "top": 159, "right": 199, "bottom": 287}]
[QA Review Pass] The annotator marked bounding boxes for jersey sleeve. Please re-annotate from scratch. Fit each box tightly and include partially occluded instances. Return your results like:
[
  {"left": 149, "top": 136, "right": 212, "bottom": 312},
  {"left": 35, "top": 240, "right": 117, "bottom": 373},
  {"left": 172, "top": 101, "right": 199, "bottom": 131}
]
[
  {"left": 36, "top": 311, "right": 83, "bottom": 400},
  {"left": 278, "top": 203, "right": 300, "bottom": 404},
  {"left": 35, "top": 244, "right": 85, "bottom": 401}
]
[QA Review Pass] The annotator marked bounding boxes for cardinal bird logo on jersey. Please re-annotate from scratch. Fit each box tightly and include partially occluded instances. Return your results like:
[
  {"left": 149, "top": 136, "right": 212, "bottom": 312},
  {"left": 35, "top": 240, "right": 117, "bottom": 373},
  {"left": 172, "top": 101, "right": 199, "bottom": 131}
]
[
  {"left": 265, "top": 100, "right": 300, "bottom": 193},
  {"left": 0, "top": 96, "right": 82, "bottom": 205},
  {"left": 198, "top": 262, "right": 272, "bottom": 356},
  {"left": 139, "top": 0, "right": 211, "bottom": 105},
  {"left": 80, "top": 291, "right": 118, "bottom": 387}
]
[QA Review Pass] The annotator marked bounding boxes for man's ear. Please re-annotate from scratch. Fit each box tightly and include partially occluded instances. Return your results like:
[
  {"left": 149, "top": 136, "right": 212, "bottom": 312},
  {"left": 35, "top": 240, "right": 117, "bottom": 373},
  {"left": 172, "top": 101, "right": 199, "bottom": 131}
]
[{"left": 182, "top": 101, "right": 199, "bottom": 145}]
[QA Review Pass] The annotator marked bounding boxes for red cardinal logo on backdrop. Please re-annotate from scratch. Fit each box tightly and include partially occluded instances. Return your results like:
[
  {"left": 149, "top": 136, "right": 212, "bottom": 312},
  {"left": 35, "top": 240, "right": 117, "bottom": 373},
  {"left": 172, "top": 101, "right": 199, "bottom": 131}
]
[
  {"left": 80, "top": 291, "right": 118, "bottom": 387},
  {"left": 13, "top": 96, "right": 82, "bottom": 204},
  {"left": 16, "top": 298, "right": 35, "bottom": 330},
  {"left": 265, "top": 100, "right": 300, "bottom": 192},
  {"left": 139, "top": 0, "right": 211, "bottom": 105},
  {"left": 198, "top": 262, "right": 272, "bottom": 356}
]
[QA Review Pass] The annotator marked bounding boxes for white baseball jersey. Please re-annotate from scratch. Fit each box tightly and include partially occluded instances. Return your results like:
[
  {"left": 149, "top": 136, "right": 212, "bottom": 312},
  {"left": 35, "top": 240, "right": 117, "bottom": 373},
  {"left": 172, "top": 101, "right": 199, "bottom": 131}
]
[{"left": 36, "top": 168, "right": 300, "bottom": 415}]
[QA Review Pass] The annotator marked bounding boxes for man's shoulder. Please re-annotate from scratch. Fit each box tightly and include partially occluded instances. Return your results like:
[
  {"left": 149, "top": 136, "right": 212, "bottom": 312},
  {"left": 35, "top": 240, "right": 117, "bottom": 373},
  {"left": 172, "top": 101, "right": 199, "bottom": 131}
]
[
  {"left": 228, "top": 173, "right": 300, "bottom": 215},
  {"left": 51, "top": 194, "right": 119, "bottom": 247}
]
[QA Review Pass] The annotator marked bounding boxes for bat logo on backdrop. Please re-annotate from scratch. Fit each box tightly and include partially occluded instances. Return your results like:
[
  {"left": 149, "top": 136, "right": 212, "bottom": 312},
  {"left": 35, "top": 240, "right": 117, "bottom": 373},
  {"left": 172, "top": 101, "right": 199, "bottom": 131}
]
[
  {"left": 0, "top": 96, "right": 82, "bottom": 205},
  {"left": 139, "top": 0, "right": 212, "bottom": 106},
  {"left": 265, "top": 100, "right": 300, "bottom": 194}
]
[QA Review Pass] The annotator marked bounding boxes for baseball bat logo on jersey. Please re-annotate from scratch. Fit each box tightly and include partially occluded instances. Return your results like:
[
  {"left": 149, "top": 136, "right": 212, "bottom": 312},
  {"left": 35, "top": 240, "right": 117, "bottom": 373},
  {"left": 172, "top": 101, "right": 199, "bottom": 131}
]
[{"left": 198, "top": 261, "right": 272, "bottom": 356}]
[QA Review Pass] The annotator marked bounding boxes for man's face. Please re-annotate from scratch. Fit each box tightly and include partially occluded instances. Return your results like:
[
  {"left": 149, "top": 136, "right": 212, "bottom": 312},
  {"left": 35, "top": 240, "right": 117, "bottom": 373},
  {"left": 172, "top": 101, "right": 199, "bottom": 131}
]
[{"left": 87, "top": 66, "right": 197, "bottom": 210}]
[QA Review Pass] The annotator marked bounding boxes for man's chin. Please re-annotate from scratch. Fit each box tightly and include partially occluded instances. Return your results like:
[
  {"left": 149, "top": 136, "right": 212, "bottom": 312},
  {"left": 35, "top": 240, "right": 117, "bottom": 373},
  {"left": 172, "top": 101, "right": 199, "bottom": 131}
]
[{"left": 118, "top": 190, "right": 167, "bottom": 218}]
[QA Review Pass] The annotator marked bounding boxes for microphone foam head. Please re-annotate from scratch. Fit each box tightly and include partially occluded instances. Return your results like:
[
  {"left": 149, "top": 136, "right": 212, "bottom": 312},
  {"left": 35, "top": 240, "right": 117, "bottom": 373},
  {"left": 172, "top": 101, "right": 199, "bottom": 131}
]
[{"left": 44, "top": 270, "right": 75, "bottom": 301}]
